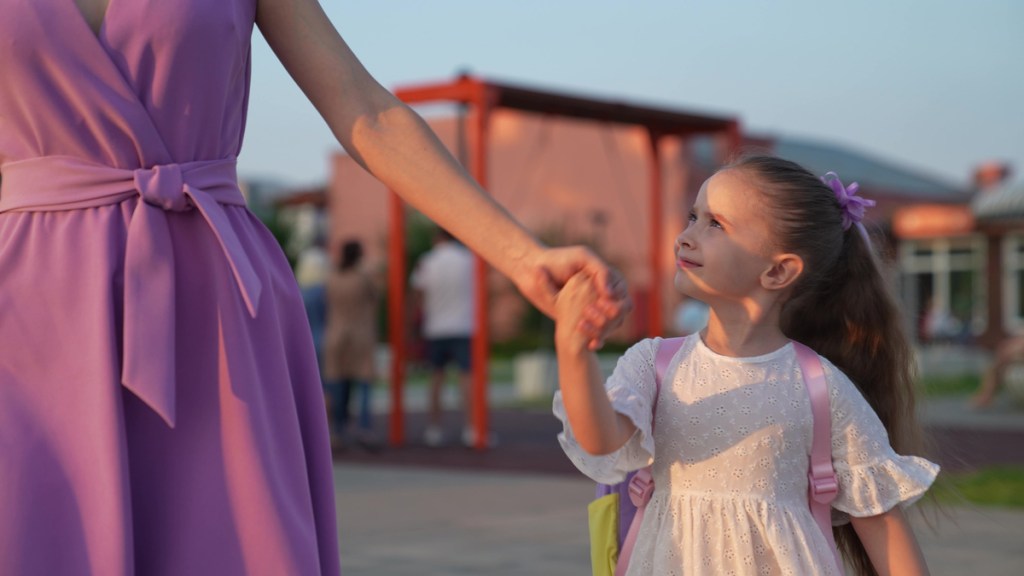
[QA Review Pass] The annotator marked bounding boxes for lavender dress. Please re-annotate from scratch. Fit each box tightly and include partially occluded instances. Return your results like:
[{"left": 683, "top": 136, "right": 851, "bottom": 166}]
[{"left": 0, "top": 1, "right": 340, "bottom": 574}]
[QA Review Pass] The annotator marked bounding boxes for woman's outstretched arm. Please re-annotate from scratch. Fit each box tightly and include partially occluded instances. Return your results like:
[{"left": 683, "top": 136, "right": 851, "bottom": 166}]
[{"left": 255, "top": 0, "right": 629, "bottom": 341}]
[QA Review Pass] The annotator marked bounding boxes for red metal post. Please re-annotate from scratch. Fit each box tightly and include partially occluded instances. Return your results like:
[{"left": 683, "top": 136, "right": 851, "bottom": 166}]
[
  {"left": 469, "top": 85, "right": 493, "bottom": 450},
  {"left": 387, "top": 190, "right": 407, "bottom": 446},
  {"left": 647, "top": 130, "right": 664, "bottom": 338}
]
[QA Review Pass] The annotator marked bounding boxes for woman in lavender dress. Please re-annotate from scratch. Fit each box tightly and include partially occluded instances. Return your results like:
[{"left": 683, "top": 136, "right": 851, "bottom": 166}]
[{"left": 0, "top": 1, "right": 628, "bottom": 574}]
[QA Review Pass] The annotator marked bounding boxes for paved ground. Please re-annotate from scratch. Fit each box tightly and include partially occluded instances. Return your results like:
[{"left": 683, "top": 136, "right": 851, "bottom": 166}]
[
  {"left": 335, "top": 466, "right": 591, "bottom": 576},
  {"left": 335, "top": 464, "right": 1024, "bottom": 576}
]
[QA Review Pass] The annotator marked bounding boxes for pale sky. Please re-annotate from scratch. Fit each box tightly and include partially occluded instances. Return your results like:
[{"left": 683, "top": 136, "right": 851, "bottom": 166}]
[{"left": 240, "top": 0, "right": 1023, "bottom": 190}]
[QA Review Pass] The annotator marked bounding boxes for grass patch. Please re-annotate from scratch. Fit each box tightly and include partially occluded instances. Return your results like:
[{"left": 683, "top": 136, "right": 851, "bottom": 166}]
[
  {"left": 931, "top": 467, "right": 1024, "bottom": 508},
  {"left": 505, "top": 394, "right": 557, "bottom": 411},
  {"left": 918, "top": 373, "right": 980, "bottom": 397}
]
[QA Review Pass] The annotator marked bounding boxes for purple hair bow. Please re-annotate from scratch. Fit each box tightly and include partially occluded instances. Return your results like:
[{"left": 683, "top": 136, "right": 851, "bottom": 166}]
[{"left": 821, "top": 172, "right": 876, "bottom": 231}]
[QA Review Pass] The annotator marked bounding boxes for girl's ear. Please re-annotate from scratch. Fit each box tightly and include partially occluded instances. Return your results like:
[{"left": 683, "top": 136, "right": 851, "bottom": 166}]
[{"left": 761, "top": 253, "right": 803, "bottom": 291}]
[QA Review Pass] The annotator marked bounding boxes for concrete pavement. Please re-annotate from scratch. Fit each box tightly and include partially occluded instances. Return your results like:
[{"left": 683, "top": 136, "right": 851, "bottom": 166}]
[
  {"left": 335, "top": 465, "right": 591, "bottom": 575},
  {"left": 334, "top": 464, "right": 1024, "bottom": 575},
  {"left": 338, "top": 385, "right": 1024, "bottom": 573}
]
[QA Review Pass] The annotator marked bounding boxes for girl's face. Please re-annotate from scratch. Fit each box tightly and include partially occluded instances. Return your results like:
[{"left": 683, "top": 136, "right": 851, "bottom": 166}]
[{"left": 674, "top": 169, "right": 779, "bottom": 303}]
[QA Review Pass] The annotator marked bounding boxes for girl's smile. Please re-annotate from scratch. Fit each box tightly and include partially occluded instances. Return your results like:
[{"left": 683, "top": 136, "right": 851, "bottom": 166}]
[{"left": 677, "top": 256, "right": 702, "bottom": 269}]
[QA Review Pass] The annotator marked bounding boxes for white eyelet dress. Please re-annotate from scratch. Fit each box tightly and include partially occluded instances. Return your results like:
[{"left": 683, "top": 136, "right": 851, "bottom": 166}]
[{"left": 554, "top": 335, "right": 938, "bottom": 576}]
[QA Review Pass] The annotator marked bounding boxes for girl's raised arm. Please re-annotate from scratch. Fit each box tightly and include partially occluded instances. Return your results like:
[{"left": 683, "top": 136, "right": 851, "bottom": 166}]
[
  {"left": 555, "top": 275, "right": 637, "bottom": 454},
  {"left": 254, "top": 0, "right": 629, "bottom": 334},
  {"left": 850, "top": 507, "right": 930, "bottom": 576}
]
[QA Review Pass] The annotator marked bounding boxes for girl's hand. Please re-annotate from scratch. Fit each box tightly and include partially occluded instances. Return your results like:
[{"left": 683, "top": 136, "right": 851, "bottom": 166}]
[
  {"left": 515, "top": 246, "right": 632, "bottom": 350},
  {"left": 554, "top": 273, "right": 600, "bottom": 353}
]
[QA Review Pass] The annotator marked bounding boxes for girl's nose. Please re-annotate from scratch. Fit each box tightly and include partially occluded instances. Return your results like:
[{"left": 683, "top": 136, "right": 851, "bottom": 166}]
[{"left": 675, "top": 229, "right": 694, "bottom": 253}]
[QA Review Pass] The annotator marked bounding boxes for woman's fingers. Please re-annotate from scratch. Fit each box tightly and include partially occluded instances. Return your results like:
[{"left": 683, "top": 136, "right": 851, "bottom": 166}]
[
  {"left": 603, "top": 266, "right": 630, "bottom": 301},
  {"left": 520, "top": 247, "right": 633, "bottom": 349}
]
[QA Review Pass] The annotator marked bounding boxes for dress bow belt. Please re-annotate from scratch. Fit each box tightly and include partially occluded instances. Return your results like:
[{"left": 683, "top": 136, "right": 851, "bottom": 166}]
[{"left": 0, "top": 156, "right": 263, "bottom": 428}]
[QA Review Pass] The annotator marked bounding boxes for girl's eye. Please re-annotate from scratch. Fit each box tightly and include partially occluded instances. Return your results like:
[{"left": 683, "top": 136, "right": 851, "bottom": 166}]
[{"left": 687, "top": 212, "right": 723, "bottom": 230}]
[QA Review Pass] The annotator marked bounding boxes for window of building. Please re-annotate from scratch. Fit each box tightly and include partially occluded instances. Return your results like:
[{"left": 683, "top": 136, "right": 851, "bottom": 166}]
[
  {"left": 900, "top": 235, "right": 986, "bottom": 343},
  {"left": 1003, "top": 234, "right": 1024, "bottom": 332}
]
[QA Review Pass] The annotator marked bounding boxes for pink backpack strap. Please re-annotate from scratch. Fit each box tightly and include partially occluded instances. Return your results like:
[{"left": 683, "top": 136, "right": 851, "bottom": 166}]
[
  {"left": 792, "top": 341, "right": 842, "bottom": 573},
  {"left": 615, "top": 337, "right": 685, "bottom": 576},
  {"left": 654, "top": 337, "right": 685, "bottom": 407}
]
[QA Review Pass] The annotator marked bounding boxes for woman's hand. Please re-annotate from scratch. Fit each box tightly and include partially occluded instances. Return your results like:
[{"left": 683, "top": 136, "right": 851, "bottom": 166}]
[{"left": 515, "top": 246, "right": 632, "bottom": 350}]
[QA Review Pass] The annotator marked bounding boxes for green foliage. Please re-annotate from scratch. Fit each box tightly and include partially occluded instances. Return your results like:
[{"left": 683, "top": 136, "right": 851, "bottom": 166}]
[
  {"left": 931, "top": 467, "right": 1024, "bottom": 508},
  {"left": 506, "top": 394, "right": 559, "bottom": 411},
  {"left": 405, "top": 210, "right": 438, "bottom": 277},
  {"left": 918, "top": 374, "right": 981, "bottom": 397},
  {"left": 259, "top": 207, "right": 297, "bottom": 271}
]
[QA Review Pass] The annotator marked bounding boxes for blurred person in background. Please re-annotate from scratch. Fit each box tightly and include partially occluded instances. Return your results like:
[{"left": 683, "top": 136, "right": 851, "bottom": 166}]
[
  {"left": 324, "top": 238, "right": 381, "bottom": 450},
  {"left": 411, "top": 228, "right": 482, "bottom": 448},
  {"left": 971, "top": 334, "right": 1024, "bottom": 408},
  {"left": 296, "top": 232, "right": 330, "bottom": 370}
]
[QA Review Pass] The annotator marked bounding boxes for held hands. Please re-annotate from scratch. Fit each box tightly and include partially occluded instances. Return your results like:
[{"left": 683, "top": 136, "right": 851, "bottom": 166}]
[
  {"left": 516, "top": 246, "right": 632, "bottom": 351},
  {"left": 554, "top": 272, "right": 603, "bottom": 354}
]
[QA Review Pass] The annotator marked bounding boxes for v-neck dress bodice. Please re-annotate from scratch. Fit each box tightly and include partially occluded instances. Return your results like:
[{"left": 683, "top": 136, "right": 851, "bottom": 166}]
[
  {"left": 0, "top": 2, "right": 341, "bottom": 575},
  {"left": 0, "top": 0, "right": 253, "bottom": 167}
]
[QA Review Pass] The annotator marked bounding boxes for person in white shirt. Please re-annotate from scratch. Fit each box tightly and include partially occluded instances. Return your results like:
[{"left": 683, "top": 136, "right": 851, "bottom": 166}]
[{"left": 411, "top": 228, "right": 478, "bottom": 447}]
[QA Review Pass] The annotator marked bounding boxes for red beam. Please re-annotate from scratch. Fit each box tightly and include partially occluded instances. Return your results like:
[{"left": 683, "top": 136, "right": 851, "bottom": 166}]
[
  {"left": 395, "top": 75, "right": 735, "bottom": 136},
  {"left": 394, "top": 76, "right": 478, "bottom": 105}
]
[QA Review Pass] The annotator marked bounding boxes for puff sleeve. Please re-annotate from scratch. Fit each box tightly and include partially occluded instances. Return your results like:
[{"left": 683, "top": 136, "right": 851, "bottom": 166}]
[
  {"left": 553, "top": 338, "right": 662, "bottom": 484},
  {"left": 823, "top": 361, "right": 939, "bottom": 523}
]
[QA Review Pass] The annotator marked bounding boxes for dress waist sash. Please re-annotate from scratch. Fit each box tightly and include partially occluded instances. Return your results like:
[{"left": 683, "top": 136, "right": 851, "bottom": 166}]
[{"left": 0, "top": 156, "right": 263, "bottom": 428}]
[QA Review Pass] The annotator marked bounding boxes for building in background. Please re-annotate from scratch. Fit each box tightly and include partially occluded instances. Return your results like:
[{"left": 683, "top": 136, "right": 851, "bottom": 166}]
[
  {"left": 277, "top": 89, "right": 1016, "bottom": 351},
  {"left": 971, "top": 170, "right": 1024, "bottom": 347}
]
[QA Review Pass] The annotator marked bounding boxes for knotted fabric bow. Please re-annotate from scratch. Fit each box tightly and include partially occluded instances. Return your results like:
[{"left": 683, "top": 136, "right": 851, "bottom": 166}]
[
  {"left": 821, "top": 171, "right": 876, "bottom": 231},
  {"left": 0, "top": 156, "right": 261, "bottom": 428}
]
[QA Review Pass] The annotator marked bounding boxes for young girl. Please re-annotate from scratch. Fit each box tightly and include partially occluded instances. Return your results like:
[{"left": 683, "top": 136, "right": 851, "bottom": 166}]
[{"left": 554, "top": 156, "right": 939, "bottom": 575}]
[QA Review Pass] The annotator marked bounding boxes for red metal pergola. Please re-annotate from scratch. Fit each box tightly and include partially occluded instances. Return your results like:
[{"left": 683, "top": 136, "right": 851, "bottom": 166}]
[{"left": 387, "top": 75, "right": 740, "bottom": 449}]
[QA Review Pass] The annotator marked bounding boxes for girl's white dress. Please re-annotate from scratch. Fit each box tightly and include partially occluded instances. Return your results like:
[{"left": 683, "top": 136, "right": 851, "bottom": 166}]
[{"left": 555, "top": 335, "right": 939, "bottom": 576}]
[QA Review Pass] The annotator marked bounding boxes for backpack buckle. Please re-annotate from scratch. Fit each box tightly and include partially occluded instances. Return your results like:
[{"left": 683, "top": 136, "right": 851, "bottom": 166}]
[
  {"left": 627, "top": 468, "right": 655, "bottom": 508},
  {"left": 808, "top": 470, "right": 838, "bottom": 504}
]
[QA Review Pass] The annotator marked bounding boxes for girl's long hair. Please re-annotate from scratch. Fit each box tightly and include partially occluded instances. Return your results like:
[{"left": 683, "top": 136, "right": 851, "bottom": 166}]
[{"left": 729, "top": 155, "right": 925, "bottom": 576}]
